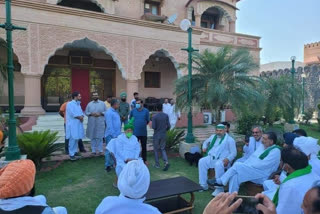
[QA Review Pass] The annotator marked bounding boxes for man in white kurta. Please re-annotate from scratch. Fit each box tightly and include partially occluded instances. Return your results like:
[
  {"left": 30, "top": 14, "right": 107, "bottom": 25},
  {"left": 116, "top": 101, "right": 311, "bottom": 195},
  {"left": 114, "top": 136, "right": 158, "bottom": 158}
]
[
  {"left": 237, "top": 126, "right": 263, "bottom": 162},
  {"left": 85, "top": 92, "right": 107, "bottom": 155},
  {"left": 294, "top": 136, "right": 320, "bottom": 175},
  {"left": 95, "top": 160, "right": 161, "bottom": 214},
  {"left": 198, "top": 124, "right": 237, "bottom": 196},
  {"left": 162, "top": 99, "right": 171, "bottom": 115},
  {"left": 213, "top": 132, "right": 281, "bottom": 195},
  {"left": 66, "top": 92, "right": 85, "bottom": 160},
  {"left": 168, "top": 100, "right": 180, "bottom": 129},
  {"left": 107, "top": 121, "right": 141, "bottom": 176},
  {"left": 272, "top": 147, "right": 320, "bottom": 214}
]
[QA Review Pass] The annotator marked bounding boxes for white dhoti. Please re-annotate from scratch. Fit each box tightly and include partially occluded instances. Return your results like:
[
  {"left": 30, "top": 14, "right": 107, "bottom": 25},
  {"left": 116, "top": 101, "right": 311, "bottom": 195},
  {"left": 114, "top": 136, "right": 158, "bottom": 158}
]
[
  {"left": 220, "top": 162, "right": 268, "bottom": 193},
  {"left": 198, "top": 156, "right": 225, "bottom": 189}
]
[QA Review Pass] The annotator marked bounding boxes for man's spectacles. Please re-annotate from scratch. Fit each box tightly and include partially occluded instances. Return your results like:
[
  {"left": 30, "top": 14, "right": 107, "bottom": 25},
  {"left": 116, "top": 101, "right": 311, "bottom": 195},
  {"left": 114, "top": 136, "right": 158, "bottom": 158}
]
[{"left": 252, "top": 132, "right": 261, "bottom": 134}]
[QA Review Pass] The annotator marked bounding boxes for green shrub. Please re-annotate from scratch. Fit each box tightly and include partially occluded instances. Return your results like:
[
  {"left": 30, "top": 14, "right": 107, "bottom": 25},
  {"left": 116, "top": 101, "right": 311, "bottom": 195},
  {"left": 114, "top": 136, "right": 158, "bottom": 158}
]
[
  {"left": 303, "top": 108, "right": 314, "bottom": 125},
  {"left": 166, "top": 128, "right": 185, "bottom": 151},
  {"left": 237, "top": 112, "right": 260, "bottom": 135},
  {"left": 17, "top": 130, "right": 63, "bottom": 170}
]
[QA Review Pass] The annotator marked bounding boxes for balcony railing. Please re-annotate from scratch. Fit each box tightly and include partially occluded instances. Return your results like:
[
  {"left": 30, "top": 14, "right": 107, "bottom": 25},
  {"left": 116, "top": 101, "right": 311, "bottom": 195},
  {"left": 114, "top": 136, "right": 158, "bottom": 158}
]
[{"left": 200, "top": 28, "right": 260, "bottom": 49}]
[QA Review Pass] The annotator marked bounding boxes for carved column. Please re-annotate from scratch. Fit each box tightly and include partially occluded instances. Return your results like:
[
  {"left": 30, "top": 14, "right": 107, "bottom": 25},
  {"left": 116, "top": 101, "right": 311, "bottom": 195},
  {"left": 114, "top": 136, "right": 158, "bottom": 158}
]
[
  {"left": 195, "top": 15, "right": 201, "bottom": 28},
  {"left": 21, "top": 74, "right": 45, "bottom": 116},
  {"left": 126, "top": 80, "right": 139, "bottom": 103},
  {"left": 229, "top": 20, "right": 236, "bottom": 33}
]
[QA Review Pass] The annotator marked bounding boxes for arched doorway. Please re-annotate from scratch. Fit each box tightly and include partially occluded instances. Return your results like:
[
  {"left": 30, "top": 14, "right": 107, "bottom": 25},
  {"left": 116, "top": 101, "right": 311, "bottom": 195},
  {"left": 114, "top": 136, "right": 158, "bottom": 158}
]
[
  {"left": 139, "top": 50, "right": 178, "bottom": 110},
  {"left": 0, "top": 39, "right": 24, "bottom": 112},
  {"left": 57, "top": 0, "right": 105, "bottom": 12},
  {"left": 201, "top": 7, "right": 225, "bottom": 30},
  {"left": 41, "top": 38, "right": 125, "bottom": 111}
]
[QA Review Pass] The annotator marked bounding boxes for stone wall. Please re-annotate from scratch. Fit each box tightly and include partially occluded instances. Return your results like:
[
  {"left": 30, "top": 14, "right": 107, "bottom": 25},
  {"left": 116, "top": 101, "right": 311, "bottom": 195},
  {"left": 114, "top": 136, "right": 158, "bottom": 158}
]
[{"left": 260, "top": 64, "right": 320, "bottom": 110}]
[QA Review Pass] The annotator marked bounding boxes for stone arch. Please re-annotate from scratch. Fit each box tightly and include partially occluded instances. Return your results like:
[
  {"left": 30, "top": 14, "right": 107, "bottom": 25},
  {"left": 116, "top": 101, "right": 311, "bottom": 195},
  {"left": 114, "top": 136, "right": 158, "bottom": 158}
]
[
  {"left": 141, "top": 49, "right": 182, "bottom": 79},
  {"left": 43, "top": 37, "right": 126, "bottom": 78},
  {"left": 55, "top": 0, "right": 106, "bottom": 13},
  {"left": 196, "top": 1, "right": 236, "bottom": 21}
]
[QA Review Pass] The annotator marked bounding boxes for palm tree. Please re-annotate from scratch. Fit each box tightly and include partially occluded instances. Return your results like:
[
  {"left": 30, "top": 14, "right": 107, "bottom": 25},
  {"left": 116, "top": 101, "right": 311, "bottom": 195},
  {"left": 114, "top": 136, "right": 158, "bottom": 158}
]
[
  {"left": 260, "top": 76, "right": 303, "bottom": 125},
  {"left": 175, "top": 46, "right": 263, "bottom": 119}
]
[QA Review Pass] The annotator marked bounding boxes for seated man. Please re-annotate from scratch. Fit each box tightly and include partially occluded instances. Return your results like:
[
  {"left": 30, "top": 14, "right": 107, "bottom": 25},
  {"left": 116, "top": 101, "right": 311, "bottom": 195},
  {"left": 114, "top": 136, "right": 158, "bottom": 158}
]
[
  {"left": 302, "top": 181, "right": 320, "bottom": 214},
  {"left": 272, "top": 147, "right": 320, "bottom": 214},
  {"left": 95, "top": 159, "right": 161, "bottom": 214},
  {"left": 237, "top": 126, "right": 263, "bottom": 163},
  {"left": 198, "top": 124, "right": 237, "bottom": 196},
  {"left": 211, "top": 131, "right": 281, "bottom": 195},
  {"left": 107, "top": 118, "right": 141, "bottom": 177},
  {"left": 294, "top": 136, "right": 320, "bottom": 175},
  {"left": 0, "top": 160, "right": 67, "bottom": 214}
]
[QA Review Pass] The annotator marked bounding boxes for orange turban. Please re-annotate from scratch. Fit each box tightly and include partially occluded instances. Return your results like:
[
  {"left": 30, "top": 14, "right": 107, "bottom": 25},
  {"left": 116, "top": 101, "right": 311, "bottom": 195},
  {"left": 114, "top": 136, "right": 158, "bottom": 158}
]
[{"left": 0, "top": 160, "right": 36, "bottom": 199}]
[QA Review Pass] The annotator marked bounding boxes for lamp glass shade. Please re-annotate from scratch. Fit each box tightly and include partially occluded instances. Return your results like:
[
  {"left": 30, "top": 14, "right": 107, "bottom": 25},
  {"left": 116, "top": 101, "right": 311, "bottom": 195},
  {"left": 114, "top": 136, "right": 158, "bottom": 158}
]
[{"left": 180, "top": 19, "right": 191, "bottom": 31}]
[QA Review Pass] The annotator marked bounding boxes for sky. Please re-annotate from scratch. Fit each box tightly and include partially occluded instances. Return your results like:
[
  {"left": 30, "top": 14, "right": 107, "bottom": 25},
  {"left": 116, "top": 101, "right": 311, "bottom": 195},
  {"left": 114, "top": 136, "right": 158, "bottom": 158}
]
[{"left": 236, "top": 0, "right": 320, "bottom": 64}]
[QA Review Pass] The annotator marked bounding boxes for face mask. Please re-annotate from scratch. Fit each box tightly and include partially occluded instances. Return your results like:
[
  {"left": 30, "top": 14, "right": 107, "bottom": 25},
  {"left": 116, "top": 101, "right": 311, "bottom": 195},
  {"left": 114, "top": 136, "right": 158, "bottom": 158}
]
[
  {"left": 279, "top": 170, "right": 287, "bottom": 182},
  {"left": 126, "top": 132, "right": 133, "bottom": 138},
  {"left": 136, "top": 104, "right": 141, "bottom": 109},
  {"left": 121, "top": 98, "right": 126, "bottom": 101}
]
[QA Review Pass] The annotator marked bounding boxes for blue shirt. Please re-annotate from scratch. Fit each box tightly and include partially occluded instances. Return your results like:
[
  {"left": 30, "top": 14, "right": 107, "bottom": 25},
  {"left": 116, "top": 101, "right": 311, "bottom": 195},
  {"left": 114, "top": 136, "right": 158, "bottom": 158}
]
[
  {"left": 105, "top": 107, "right": 121, "bottom": 138},
  {"left": 130, "top": 108, "right": 150, "bottom": 136}
]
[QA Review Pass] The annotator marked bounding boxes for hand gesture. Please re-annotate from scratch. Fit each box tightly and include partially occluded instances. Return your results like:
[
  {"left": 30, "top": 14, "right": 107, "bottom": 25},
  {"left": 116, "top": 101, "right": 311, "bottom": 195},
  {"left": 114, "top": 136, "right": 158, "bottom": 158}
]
[
  {"left": 203, "top": 192, "right": 242, "bottom": 214},
  {"left": 223, "top": 158, "right": 229, "bottom": 167},
  {"left": 255, "top": 193, "right": 276, "bottom": 214},
  {"left": 273, "top": 175, "right": 281, "bottom": 185}
]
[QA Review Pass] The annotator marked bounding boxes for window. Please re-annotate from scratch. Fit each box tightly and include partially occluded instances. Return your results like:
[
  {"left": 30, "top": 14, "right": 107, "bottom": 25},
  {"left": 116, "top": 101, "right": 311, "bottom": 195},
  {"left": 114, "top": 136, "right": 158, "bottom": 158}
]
[
  {"left": 144, "top": 1, "right": 160, "bottom": 15},
  {"left": 145, "top": 72, "right": 160, "bottom": 88}
]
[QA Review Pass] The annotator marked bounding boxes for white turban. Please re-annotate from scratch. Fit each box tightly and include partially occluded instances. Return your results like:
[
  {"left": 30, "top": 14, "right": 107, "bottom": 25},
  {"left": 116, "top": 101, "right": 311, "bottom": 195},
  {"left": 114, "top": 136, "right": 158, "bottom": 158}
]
[
  {"left": 293, "top": 136, "right": 320, "bottom": 156},
  {"left": 117, "top": 159, "right": 150, "bottom": 199}
]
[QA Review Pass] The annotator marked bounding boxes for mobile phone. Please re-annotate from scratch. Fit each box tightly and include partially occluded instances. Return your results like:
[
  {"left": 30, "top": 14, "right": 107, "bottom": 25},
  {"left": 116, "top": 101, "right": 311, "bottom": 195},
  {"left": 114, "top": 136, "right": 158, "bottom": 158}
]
[{"left": 232, "top": 195, "right": 263, "bottom": 214}]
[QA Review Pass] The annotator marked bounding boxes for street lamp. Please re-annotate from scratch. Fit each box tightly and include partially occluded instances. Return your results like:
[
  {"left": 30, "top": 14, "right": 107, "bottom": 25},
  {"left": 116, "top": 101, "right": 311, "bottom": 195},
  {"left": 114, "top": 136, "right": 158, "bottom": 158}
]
[
  {"left": 0, "top": 0, "right": 26, "bottom": 160},
  {"left": 301, "top": 73, "right": 307, "bottom": 114},
  {"left": 289, "top": 56, "right": 296, "bottom": 124},
  {"left": 180, "top": 19, "right": 198, "bottom": 143}
]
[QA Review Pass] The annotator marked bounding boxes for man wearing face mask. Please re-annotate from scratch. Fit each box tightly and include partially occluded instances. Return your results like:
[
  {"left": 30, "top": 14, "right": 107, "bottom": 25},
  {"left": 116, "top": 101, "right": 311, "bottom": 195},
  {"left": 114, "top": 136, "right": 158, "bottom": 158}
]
[
  {"left": 118, "top": 92, "right": 130, "bottom": 126},
  {"left": 198, "top": 124, "right": 237, "bottom": 196},
  {"left": 129, "top": 99, "right": 150, "bottom": 164},
  {"left": 211, "top": 132, "right": 281, "bottom": 196},
  {"left": 66, "top": 91, "right": 85, "bottom": 161},
  {"left": 272, "top": 147, "right": 320, "bottom": 214},
  {"left": 107, "top": 118, "right": 141, "bottom": 177},
  {"left": 85, "top": 92, "right": 107, "bottom": 156}
]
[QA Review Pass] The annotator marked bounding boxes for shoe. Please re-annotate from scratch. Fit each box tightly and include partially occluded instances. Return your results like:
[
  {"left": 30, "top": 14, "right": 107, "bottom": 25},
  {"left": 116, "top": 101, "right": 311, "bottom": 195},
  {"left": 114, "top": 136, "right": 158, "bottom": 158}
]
[
  {"left": 153, "top": 164, "right": 160, "bottom": 169},
  {"left": 70, "top": 156, "right": 77, "bottom": 161},
  {"left": 80, "top": 149, "right": 87, "bottom": 153},
  {"left": 91, "top": 152, "right": 96, "bottom": 156},
  {"left": 207, "top": 178, "right": 217, "bottom": 187},
  {"left": 198, "top": 186, "right": 208, "bottom": 192},
  {"left": 212, "top": 187, "right": 224, "bottom": 197},
  {"left": 106, "top": 166, "right": 111, "bottom": 172},
  {"left": 163, "top": 163, "right": 170, "bottom": 171},
  {"left": 75, "top": 152, "right": 82, "bottom": 157}
]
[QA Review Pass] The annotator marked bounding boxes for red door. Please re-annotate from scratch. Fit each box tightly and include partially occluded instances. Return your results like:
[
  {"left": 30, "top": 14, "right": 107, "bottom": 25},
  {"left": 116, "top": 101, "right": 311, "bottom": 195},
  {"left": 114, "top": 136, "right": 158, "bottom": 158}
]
[{"left": 72, "top": 68, "right": 90, "bottom": 111}]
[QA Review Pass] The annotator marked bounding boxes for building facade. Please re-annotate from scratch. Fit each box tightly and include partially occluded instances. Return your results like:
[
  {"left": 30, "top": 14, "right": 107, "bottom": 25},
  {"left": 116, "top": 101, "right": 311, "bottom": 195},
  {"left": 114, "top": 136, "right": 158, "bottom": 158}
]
[
  {"left": 0, "top": 0, "right": 261, "bottom": 115},
  {"left": 304, "top": 42, "right": 320, "bottom": 65}
]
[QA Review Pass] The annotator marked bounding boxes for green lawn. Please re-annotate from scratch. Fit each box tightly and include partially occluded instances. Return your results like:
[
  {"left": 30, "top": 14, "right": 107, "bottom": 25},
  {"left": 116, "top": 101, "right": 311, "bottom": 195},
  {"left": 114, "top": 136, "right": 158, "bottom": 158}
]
[
  {"left": 36, "top": 154, "right": 212, "bottom": 214},
  {"left": 36, "top": 123, "right": 320, "bottom": 214}
]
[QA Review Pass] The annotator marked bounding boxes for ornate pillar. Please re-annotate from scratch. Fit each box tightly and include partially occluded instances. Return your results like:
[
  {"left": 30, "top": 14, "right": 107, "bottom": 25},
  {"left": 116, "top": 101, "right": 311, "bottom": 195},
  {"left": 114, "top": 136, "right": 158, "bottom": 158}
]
[
  {"left": 229, "top": 20, "right": 236, "bottom": 33},
  {"left": 21, "top": 74, "right": 45, "bottom": 116},
  {"left": 126, "top": 80, "right": 139, "bottom": 103},
  {"left": 195, "top": 15, "right": 201, "bottom": 28}
]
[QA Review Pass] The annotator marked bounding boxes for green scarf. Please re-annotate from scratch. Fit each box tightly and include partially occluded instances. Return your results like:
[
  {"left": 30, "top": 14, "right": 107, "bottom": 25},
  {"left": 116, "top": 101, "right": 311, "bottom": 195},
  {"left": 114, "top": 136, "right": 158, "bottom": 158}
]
[
  {"left": 272, "top": 165, "right": 312, "bottom": 206},
  {"left": 205, "top": 134, "right": 225, "bottom": 157},
  {"left": 259, "top": 145, "right": 281, "bottom": 160}
]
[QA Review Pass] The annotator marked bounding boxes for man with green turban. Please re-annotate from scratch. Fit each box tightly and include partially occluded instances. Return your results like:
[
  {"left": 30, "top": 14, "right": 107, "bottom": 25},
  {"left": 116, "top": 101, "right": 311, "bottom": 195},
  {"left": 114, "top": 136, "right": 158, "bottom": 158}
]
[
  {"left": 198, "top": 124, "right": 237, "bottom": 196},
  {"left": 107, "top": 118, "right": 141, "bottom": 177},
  {"left": 118, "top": 92, "right": 130, "bottom": 126}
]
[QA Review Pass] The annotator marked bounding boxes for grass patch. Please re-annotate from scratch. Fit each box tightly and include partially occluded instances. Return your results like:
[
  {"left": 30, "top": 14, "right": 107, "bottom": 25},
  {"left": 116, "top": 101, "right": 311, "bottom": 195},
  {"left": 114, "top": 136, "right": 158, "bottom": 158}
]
[{"left": 36, "top": 153, "right": 212, "bottom": 214}]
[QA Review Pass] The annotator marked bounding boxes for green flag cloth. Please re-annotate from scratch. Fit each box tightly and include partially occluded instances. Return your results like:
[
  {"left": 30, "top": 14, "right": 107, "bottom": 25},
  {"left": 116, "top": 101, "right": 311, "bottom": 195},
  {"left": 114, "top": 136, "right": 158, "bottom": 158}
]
[
  {"left": 259, "top": 145, "right": 281, "bottom": 160},
  {"left": 272, "top": 165, "right": 312, "bottom": 206},
  {"left": 204, "top": 134, "right": 225, "bottom": 157}
]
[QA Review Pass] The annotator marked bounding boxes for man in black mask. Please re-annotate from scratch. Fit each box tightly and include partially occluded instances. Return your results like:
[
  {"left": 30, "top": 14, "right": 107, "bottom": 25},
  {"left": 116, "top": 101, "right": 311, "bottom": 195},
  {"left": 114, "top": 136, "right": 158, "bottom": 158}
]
[{"left": 119, "top": 92, "right": 130, "bottom": 126}]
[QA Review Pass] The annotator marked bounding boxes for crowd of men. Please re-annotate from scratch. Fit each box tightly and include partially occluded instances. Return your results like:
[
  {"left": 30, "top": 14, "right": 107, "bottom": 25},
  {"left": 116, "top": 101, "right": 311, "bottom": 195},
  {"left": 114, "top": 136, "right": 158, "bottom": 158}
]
[
  {"left": 59, "top": 91, "right": 176, "bottom": 173},
  {"left": 1, "top": 93, "right": 320, "bottom": 213},
  {"left": 201, "top": 124, "right": 320, "bottom": 214}
]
